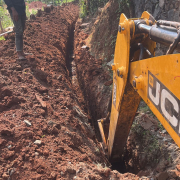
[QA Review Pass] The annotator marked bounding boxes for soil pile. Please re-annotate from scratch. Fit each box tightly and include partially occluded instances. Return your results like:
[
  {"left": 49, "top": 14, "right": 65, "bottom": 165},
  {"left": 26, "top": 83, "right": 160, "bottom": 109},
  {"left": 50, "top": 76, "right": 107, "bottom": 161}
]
[
  {"left": 0, "top": 4, "right": 106, "bottom": 180},
  {"left": 28, "top": 1, "right": 46, "bottom": 10},
  {"left": 0, "top": 3, "right": 144, "bottom": 180},
  {"left": 1, "top": 1, "right": 180, "bottom": 179}
]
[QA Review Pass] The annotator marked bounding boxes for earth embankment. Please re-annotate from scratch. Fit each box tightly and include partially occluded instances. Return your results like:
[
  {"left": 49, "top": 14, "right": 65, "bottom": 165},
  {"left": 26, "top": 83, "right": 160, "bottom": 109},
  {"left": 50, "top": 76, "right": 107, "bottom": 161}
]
[{"left": 0, "top": 3, "right": 140, "bottom": 180}]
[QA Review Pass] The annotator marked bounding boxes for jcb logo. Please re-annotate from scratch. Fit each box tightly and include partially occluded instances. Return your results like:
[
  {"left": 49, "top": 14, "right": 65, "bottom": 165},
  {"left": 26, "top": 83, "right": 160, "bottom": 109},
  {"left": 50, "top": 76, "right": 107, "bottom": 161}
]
[{"left": 148, "top": 71, "right": 180, "bottom": 135}]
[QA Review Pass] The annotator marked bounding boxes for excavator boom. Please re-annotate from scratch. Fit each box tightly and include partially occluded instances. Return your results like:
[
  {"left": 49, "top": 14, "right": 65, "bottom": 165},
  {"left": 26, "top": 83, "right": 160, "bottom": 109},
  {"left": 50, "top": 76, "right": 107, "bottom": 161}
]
[{"left": 98, "top": 12, "right": 180, "bottom": 162}]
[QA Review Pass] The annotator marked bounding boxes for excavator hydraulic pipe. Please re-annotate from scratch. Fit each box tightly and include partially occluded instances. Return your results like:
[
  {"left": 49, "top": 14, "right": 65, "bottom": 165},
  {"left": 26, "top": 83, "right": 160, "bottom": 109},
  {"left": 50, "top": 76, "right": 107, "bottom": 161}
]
[
  {"left": 137, "top": 23, "right": 180, "bottom": 52},
  {"left": 157, "top": 20, "right": 180, "bottom": 29}
]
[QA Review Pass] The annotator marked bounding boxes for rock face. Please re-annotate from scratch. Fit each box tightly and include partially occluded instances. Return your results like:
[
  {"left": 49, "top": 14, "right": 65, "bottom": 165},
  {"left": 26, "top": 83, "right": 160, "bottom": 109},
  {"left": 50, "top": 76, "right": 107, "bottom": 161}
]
[
  {"left": 132, "top": 0, "right": 180, "bottom": 54},
  {"left": 133, "top": 0, "right": 180, "bottom": 21}
]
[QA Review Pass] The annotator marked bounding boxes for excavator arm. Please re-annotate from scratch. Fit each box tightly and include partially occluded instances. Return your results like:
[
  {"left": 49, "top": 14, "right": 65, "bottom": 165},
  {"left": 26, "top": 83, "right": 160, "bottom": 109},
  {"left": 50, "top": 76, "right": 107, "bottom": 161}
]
[{"left": 98, "top": 12, "right": 180, "bottom": 162}]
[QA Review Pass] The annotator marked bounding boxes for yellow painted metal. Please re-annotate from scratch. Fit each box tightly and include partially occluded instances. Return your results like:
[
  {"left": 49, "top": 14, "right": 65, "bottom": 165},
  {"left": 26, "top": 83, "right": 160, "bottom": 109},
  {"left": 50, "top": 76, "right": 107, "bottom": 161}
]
[
  {"left": 106, "top": 10, "right": 180, "bottom": 162},
  {"left": 129, "top": 54, "right": 180, "bottom": 147},
  {"left": 133, "top": 75, "right": 144, "bottom": 90},
  {"left": 107, "top": 13, "right": 143, "bottom": 161},
  {"left": 107, "top": 11, "right": 156, "bottom": 161},
  {"left": 141, "top": 11, "right": 156, "bottom": 24},
  {"left": 108, "top": 13, "right": 131, "bottom": 158}
]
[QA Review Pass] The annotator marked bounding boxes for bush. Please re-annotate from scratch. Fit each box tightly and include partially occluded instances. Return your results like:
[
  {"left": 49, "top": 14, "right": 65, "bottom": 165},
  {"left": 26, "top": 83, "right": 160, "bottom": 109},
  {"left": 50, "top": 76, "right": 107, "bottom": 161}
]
[
  {"left": 79, "top": 0, "right": 132, "bottom": 18},
  {"left": 79, "top": 0, "right": 108, "bottom": 17},
  {"left": 0, "top": 6, "right": 13, "bottom": 30}
]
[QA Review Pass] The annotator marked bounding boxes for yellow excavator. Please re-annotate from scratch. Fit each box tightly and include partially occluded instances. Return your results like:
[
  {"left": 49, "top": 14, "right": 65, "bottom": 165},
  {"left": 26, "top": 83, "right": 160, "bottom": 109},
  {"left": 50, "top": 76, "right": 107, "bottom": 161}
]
[{"left": 98, "top": 11, "right": 180, "bottom": 162}]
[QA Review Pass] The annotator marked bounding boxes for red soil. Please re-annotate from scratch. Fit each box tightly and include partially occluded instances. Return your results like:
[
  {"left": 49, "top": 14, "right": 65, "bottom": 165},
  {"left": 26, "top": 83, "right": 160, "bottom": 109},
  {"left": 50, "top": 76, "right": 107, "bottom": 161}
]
[
  {"left": 0, "top": 4, "right": 110, "bottom": 180},
  {"left": 27, "top": 1, "right": 46, "bottom": 10},
  {"left": 74, "top": 19, "right": 112, "bottom": 138},
  {"left": 0, "top": 3, "right": 148, "bottom": 180}
]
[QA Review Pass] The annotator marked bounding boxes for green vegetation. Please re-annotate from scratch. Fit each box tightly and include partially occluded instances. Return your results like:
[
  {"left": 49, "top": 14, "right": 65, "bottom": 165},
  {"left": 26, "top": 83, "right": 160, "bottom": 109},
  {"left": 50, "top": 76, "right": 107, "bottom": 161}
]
[
  {"left": 0, "top": 5, "right": 13, "bottom": 30},
  {"left": 0, "top": 0, "right": 76, "bottom": 32},
  {"left": 0, "top": 36, "right": 5, "bottom": 41},
  {"left": 26, "top": 5, "right": 37, "bottom": 19},
  {"left": 79, "top": 0, "right": 109, "bottom": 18},
  {"left": 0, "top": 0, "right": 75, "bottom": 6},
  {"left": 131, "top": 121, "right": 161, "bottom": 165},
  {"left": 25, "top": 0, "right": 75, "bottom": 6},
  {"left": 79, "top": 0, "right": 131, "bottom": 18},
  {"left": 130, "top": 100, "right": 167, "bottom": 166}
]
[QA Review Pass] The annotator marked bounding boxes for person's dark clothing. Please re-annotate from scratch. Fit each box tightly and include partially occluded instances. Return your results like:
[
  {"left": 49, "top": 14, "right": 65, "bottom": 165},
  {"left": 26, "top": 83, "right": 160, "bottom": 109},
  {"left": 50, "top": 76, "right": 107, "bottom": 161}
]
[
  {"left": 4, "top": 0, "right": 26, "bottom": 52},
  {"left": 10, "top": 13, "right": 26, "bottom": 51},
  {"left": 4, "top": 0, "right": 25, "bottom": 15}
]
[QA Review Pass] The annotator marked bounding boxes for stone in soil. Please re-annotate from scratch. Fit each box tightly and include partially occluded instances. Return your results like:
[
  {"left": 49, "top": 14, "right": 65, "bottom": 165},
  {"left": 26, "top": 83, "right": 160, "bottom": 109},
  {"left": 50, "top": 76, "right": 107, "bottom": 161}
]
[{"left": 24, "top": 120, "right": 32, "bottom": 127}]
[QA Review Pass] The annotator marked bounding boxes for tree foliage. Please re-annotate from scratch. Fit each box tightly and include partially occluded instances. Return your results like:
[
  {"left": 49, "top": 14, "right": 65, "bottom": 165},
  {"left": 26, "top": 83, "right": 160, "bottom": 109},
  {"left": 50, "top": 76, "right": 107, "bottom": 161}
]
[
  {"left": 80, "top": 0, "right": 131, "bottom": 18},
  {"left": 79, "top": 0, "right": 108, "bottom": 17},
  {"left": 0, "top": 0, "right": 75, "bottom": 6},
  {"left": 0, "top": 0, "right": 75, "bottom": 32}
]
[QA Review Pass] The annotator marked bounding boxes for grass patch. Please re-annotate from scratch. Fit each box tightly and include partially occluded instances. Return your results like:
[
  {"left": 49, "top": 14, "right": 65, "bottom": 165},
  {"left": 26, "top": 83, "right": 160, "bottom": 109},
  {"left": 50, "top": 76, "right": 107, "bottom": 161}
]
[
  {"left": 62, "top": 0, "right": 75, "bottom": 2},
  {"left": 131, "top": 121, "right": 161, "bottom": 165},
  {"left": 0, "top": 36, "right": 5, "bottom": 41},
  {"left": 0, "top": 6, "right": 13, "bottom": 30}
]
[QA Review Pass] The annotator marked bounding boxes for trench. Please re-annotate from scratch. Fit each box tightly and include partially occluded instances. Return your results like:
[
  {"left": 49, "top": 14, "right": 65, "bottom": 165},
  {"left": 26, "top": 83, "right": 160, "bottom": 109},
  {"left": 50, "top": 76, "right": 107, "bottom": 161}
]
[
  {"left": 64, "top": 24, "right": 132, "bottom": 175},
  {"left": 64, "top": 12, "right": 148, "bottom": 177},
  {"left": 66, "top": 25, "right": 74, "bottom": 79},
  {"left": 0, "top": 3, "right": 175, "bottom": 179},
  {"left": 0, "top": 4, "right": 151, "bottom": 179},
  {"left": 65, "top": 19, "right": 91, "bottom": 118},
  {"left": 66, "top": 25, "right": 78, "bottom": 87}
]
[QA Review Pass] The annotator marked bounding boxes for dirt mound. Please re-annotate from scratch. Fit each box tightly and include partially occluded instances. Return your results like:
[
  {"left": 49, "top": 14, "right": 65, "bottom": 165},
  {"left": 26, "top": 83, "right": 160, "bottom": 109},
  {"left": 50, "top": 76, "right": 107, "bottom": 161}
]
[
  {"left": 0, "top": 3, "right": 143, "bottom": 180},
  {"left": 2, "top": 1, "right": 180, "bottom": 179},
  {"left": 28, "top": 1, "right": 46, "bottom": 9},
  {"left": 0, "top": 4, "right": 105, "bottom": 179}
]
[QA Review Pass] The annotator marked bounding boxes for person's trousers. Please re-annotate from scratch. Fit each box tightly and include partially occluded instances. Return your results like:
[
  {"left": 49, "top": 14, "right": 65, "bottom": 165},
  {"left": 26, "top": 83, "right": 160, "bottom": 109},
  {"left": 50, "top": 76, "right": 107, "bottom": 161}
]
[{"left": 10, "top": 13, "right": 26, "bottom": 52}]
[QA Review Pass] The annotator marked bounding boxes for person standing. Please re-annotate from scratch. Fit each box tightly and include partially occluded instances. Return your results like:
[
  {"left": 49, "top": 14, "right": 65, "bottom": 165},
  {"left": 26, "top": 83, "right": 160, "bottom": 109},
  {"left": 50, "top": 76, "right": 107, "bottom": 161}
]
[{"left": 4, "top": 0, "right": 27, "bottom": 60}]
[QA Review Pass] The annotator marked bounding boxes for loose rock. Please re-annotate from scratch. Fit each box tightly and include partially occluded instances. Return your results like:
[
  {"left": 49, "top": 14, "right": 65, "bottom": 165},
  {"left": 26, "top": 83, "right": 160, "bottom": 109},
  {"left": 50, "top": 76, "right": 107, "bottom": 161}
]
[
  {"left": 34, "top": 140, "right": 42, "bottom": 145},
  {"left": 24, "top": 120, "right": 32, "bottom": 127}
]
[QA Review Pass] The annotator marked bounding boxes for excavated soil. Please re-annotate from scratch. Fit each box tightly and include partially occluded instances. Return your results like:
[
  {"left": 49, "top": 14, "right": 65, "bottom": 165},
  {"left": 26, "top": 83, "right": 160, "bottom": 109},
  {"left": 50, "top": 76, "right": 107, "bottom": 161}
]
[
  {"left": 73, "top": 6, "right": 180, "bottom": 179},
  {"left": 74, "top": 20, "right": 112, "bottom": 139},
  {"left": 0, "top": 3, "right": 142, "bottom": 180},
  {"left": 2, "top": 2, "right": 180, "bottom": 180},
  {"left": 27, "top": 1, "right": 46, "bottom": 10}
]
